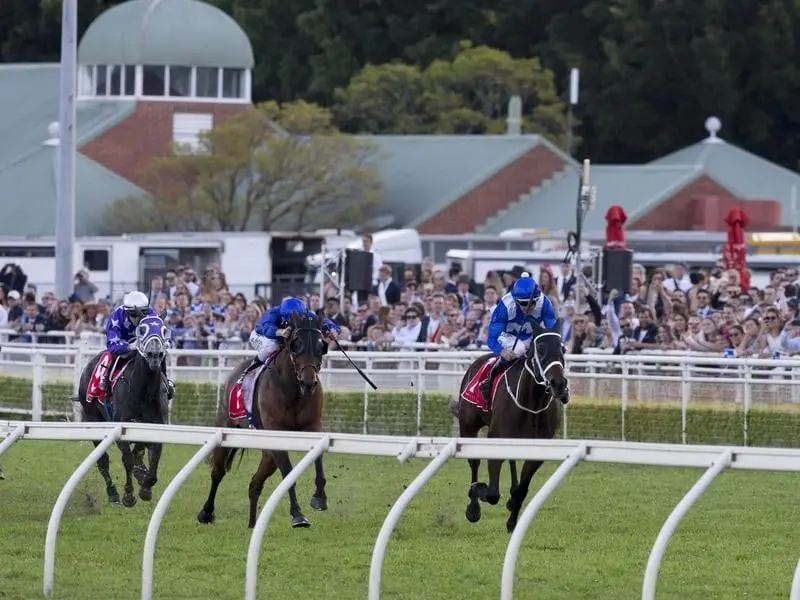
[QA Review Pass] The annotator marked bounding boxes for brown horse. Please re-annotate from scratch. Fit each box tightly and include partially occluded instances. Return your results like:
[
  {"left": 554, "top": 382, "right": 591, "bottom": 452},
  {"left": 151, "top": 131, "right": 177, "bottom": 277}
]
[
  {"left": 197, "top": 311, "right": 329, "bottom": 528},
  {"left": 455, "top": 324, "right": 569, "bottom": 533}
]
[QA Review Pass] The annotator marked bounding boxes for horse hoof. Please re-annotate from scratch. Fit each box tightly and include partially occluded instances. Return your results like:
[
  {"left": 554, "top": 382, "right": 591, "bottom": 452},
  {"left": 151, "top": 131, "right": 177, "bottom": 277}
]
[
  {"left": 139, "top": 487, "right": 153, "bottom": 502},
  {"left": 108, "top": 493, "right": 121, "bottom": 505},
  {"left": 506, "top": 517, "right": 517, "bottom": 534},
  {"left": 465, "top": 500, "right": 481, "bottom": 523},
  {"left": 122, "top": 494, "right": 137, "bottom": 508},
  {"left": 310, "top": 495, "right": 328, "bottom": 511},
  {"left": 197, "top": 509, "right": 215, "bottom": 524},
  {"left": 291, "top": 515, "right": 311, "bottom": 528}
]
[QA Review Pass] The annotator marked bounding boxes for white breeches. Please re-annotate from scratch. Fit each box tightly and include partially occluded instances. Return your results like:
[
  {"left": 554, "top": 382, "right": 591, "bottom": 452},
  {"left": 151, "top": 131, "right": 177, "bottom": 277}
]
[{"left": 249, "top": 331, "right": 281, "bottom": 362}]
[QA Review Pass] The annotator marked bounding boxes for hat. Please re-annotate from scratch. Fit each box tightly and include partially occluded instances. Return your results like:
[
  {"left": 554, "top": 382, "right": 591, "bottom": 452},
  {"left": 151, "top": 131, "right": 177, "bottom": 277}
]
[{"left": 7, "top": 290, "right": 20, "bottom": 300}]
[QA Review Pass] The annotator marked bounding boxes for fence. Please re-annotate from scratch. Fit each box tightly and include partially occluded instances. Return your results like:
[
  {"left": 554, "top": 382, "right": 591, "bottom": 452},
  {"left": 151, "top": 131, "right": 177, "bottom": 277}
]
[
  {"left": 1, "top": 421, "right": 798, "bottom": 600},
  {"left": 1, "top": 346, "right": 799, "bottom": 447}
]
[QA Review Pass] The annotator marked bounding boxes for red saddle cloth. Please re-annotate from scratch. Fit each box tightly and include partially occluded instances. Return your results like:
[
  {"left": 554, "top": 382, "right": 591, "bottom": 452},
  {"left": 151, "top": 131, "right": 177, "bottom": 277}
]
[
  {"left": 461, "top": 356, "right": 510, "bottom": 411},
  {"left": 228, "top": 354, "right": 276, "bottom": 421},
  {"left": 87, "top": 351, "right": 129, "bottom": 406}
]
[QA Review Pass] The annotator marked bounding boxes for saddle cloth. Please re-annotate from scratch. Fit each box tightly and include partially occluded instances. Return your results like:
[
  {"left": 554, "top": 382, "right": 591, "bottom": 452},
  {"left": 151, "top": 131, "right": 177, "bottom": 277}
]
[
  {"left": 87, "top": 352, "right": 131, "bottom": 406},
  {"left": 460, "top": 356, "right": 512, "bottom": 411},
  {"left": 228, "top": 357, "right": 274, "bottom": 421}
]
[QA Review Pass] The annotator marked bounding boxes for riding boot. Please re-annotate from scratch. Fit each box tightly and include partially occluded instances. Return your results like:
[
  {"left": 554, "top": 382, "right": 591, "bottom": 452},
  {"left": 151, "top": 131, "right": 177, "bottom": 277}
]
[
  {"left": 160, "top": 360, "right": 175, "bottom": 400},
  {"left": 480, "top": 358, "right": 506, "bottom": 406},
  {"left": 237, "top": 357, "right": 263, "bottom": 384}
]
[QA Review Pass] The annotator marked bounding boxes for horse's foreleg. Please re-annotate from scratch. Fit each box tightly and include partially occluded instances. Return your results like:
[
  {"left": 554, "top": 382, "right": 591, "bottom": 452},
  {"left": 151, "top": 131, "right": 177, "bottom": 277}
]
[
  {"left": 309, "top": 455, "right": 327, "bottom": 511},
  {"left": 93, "top": 442, "right": 120, "bottom": 504},
  {"left": 197, "top": 446, "right": 232, "bottom": 524},
  {"left": 117, "top": 441, "right": 137, "bottom": 507},
  {"left": 505, "top": 459, "right": 544, "bottom": 534},
  {"left": 138, "top": 442, "right": 162, "bottom": 501},
  {"left": 247, "top": 452, "right": 277, "bottom": 528},
  {"left": 132, "top": 442, "right": 147, "bottom": 485},
  {"left": 271, "top": 450, "right": 310, "bottom": 528},
  {"left": 484, "top": 459, "right": 503, "bottom": 505}
]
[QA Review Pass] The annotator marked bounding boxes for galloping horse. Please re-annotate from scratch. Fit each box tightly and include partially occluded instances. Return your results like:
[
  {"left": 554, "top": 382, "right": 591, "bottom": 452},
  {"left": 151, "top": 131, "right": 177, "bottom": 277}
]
[
  {"left": 76, "top": 315, "right": 171, "bottom": 507},
  {"left": 455, "top": 324, "right": 569, "bottom": 533},
  {"left": 197, "top": 311, "right": 329, "bottom": 528}
]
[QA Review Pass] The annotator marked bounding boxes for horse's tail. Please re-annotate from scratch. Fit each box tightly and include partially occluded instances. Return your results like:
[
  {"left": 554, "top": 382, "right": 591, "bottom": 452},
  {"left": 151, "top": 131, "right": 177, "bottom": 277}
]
[{"left": 224, "top": 447, "right": 246, "bottom": 473}]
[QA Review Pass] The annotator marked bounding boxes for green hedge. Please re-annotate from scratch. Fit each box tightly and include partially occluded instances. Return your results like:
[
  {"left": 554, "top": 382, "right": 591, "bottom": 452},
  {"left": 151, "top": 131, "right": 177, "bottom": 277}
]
[{"left": 0, "top": 376, "right": 798, "bottom": 446}]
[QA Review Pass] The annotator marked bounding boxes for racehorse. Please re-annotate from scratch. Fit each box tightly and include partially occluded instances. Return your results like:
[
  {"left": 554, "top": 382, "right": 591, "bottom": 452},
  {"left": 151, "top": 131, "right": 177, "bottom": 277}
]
[
  {"left": 455, "top": 324, "right": 568, "bottom": 533},
  {"left": 76, "top": 315, "right": 171, "bottom": 507},
  {"left": 197, "top": 310, "right": 328, "bottom": 528}
]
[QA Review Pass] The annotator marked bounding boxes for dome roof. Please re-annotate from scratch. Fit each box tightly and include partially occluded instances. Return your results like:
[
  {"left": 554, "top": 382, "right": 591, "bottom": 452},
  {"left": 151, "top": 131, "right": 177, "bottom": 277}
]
[{"left": 78, "top": 0, "right": 254, "bottom": 69}]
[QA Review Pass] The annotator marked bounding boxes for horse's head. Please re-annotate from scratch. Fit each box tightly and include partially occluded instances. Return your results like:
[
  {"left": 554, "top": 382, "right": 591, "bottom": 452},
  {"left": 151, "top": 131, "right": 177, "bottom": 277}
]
[
  {"left": 527, "top": 324, "right": 569, "bottom": 401},
  {"left": 135, "top": 315, "right": 169, "bottom": 371},
  {"left": 287, "top": 311, "right": 325, "bottom": 395}
]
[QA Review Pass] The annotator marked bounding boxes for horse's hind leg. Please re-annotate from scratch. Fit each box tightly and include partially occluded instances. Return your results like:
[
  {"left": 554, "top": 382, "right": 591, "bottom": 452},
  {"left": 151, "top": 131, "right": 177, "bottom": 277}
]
[
  {"left": 197, "top": 446, "right": 233, "bottom": 524},
  {"left": 459, "top": 405, "right": 485, "bottom": 523},
  {"left": 271, "top": 450, "right": 310, "bottom": 528},
  {"left": 138, "top": 442, "right": 163, "bottom": 502},
  {"left": 93, "top": 443, "right": 120, "bottom": 504},
  {"left": 247, "top": 451, "right": 278, "bottom": 528},
  {"left": 309, "top": 455, "right": 327, "bottom": 511},
  {"left": 117, "top": 441, "right": 137, "bottom": 507},
  {"left": 505, "top": 459, "right": 544, "bottom": 534}
]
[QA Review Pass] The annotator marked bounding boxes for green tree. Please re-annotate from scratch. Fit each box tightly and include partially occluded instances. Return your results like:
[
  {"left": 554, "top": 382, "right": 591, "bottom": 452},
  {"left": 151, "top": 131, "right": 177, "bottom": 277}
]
[
  {"left": 101, "top": 101, "right": 383, "bottom": 234},
  {"left": 333, "top": 42, "right": 569, "bottom": 143}
]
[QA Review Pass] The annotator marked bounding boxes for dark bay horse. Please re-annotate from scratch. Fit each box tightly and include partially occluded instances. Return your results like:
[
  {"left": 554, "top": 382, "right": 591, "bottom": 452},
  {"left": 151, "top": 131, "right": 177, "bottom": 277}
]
[
  {"left": 455, "top": 324, "right": 569, "bottom": 533},
  {"left": 197, "top": 311, "right": 329, "bottom": 528},
  {"left": 76, "top": 315, "right": 170, "bottom": 507}
]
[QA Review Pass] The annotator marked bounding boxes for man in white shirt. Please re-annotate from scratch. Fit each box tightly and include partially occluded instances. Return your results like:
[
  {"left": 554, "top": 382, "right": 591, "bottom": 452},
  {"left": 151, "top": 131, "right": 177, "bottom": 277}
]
[{"left": 662, "top": 262, "right": 692, "bottom": 293}]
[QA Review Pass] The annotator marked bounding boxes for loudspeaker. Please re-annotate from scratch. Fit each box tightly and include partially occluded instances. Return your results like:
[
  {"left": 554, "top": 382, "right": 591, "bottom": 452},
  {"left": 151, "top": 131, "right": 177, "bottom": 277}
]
[
  {"left": 601, "top": 248, "right": 633, "bottom": 294},
  {"left": 344, "top": 249, "right": 374, "bottom": 291}
]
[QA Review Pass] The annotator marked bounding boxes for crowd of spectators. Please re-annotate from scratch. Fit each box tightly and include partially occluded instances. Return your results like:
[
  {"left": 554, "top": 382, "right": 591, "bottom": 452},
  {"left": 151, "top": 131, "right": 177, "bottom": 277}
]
[{"left": 1, "top": 255, "right": 800, "bottom": 361}]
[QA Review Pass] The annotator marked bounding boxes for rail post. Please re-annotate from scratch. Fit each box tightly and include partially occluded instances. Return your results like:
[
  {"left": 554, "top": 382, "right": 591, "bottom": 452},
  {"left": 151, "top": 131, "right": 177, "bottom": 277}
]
[
  {"left": 0, "top": 422, "right": 26, "bottom": 457},
  {"left": 641, "top": 448, "right": 732, "bottom": 600},
  {"left": 141, "top": 430, "right": 224, "bottom": 600},
  {"left": 244, "top": 435, "right": 331, "bottom": 600},
  {"left": 500, "top": 441, "right": 587, "bottom": 600},
  {"left": 368, "top": 439, "right": 457, "bottom": 600},
  {"left": 44, "top": 425, "right": 123, "bottom": 596}
]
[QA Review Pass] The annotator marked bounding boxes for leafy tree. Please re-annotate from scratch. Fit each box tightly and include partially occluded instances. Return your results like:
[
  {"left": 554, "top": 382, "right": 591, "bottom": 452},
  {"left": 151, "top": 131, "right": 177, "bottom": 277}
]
[
  {"left": 333, "top": 42, "right": 569, "bottom": 143},
  {"left": 101, "top": 101, "right": 383, "bottom": 234}
]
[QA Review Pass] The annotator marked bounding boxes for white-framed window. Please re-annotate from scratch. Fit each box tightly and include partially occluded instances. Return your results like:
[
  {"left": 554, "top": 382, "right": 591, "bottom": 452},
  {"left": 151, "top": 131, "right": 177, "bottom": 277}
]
[
  {"left": 173, "top": 112, "right": 213, "bottom": 151},
  {"left": 78, "top": 64, "right": 250, "bottom": 102}
]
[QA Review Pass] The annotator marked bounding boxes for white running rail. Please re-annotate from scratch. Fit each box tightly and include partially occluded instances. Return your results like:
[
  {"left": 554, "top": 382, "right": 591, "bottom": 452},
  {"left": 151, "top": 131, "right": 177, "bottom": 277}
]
[{"left": 0, "top": 421, "right": 798, "bottom": 600}]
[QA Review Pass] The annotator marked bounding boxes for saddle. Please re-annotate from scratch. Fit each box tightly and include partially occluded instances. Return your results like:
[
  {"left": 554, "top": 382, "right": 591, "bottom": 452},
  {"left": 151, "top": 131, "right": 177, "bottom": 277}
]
[
  {"left": 461, "top": 357, "right": 513, "bottom": 412},
  {"left": 87, "top": 352, "right": 131, "bottom": 406}
]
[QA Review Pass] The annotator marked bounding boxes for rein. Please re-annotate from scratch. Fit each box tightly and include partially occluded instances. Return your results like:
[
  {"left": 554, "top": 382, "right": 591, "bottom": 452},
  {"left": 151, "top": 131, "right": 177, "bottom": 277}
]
[{"left": 500, "top": 331, "right": 566, "bottom": 415}]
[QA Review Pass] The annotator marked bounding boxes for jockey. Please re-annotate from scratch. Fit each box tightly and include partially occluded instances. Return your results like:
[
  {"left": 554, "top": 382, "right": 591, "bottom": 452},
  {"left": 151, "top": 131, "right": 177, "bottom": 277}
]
[
  {"left": 101, "top": 290, "right": 175, "bottom": 400},
  {"left": 480, "top": 273, "right": 557, "bottom": 404},
  {"left": 238, "top": 296, "right": 341, "bottom": 382}
]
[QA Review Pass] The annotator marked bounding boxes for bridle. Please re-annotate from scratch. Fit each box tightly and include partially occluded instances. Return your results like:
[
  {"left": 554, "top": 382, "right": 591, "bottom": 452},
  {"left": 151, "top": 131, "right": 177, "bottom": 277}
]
[
  {"left": 286, "top": 324, "right": 325, "bottom": 386},
  {"left": 501, "top": 329, "right": 567, "bottom": 415}
]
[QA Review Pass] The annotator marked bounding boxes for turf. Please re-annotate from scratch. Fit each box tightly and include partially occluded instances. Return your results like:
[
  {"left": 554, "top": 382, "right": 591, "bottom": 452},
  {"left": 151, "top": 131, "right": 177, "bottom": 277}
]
[{"left": 0, "top": 441, "right": 798, "bottom": 600}]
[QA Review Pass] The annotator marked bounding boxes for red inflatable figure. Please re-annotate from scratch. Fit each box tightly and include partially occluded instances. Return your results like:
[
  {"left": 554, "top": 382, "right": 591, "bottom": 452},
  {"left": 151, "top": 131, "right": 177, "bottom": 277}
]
[
  {"left": 605, "top": 205, "right": 628, "bottom": 249},
  {"left": 722, "top": 208, "right": 750, "bottom": 291}
]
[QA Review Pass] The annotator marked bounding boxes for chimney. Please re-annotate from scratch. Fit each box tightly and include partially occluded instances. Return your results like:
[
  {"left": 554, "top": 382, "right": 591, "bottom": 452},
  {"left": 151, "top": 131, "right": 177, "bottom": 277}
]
[{"left": 506, "top": 96, "right": 522, "bottom": 136}]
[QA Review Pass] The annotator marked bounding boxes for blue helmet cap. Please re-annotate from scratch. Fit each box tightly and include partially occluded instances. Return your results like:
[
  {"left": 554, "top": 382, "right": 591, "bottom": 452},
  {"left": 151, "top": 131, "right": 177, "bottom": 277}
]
[
  {"left": 279, "top": 297, "right": 307, "bottom": 320},
  {"left": 512, "top": 273, "right": 539, "bottom": 303}
]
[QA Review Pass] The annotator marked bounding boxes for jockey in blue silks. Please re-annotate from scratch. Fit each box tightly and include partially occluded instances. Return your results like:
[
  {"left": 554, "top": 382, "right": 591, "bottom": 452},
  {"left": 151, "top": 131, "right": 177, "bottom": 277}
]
[
  {"left": 480, "top": 273, "right": 558, "bottom": 404},
  {"left": 239, "top": 296, "right": 342, "bottom": 382},
  {"left": 101, "top": 290, "right": 175, "bottom": 400}
]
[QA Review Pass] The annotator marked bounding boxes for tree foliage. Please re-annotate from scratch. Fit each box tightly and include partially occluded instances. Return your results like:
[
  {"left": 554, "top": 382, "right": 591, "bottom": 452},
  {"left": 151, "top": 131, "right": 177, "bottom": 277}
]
[
  {"left": 101, "top": 101, "right": 383, "bottom": 234},
  {"left": 6, "top": 0, "right": 800, "bottom": 169},
  {"left": 333, "top": 42, "right": 569, "bottom": 143}
]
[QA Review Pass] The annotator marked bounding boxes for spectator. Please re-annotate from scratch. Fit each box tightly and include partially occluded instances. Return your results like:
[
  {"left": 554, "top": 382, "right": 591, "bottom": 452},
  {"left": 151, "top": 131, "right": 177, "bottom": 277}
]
[{"left": 72, "top": 270, "right": 98, "bottom": 303}]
